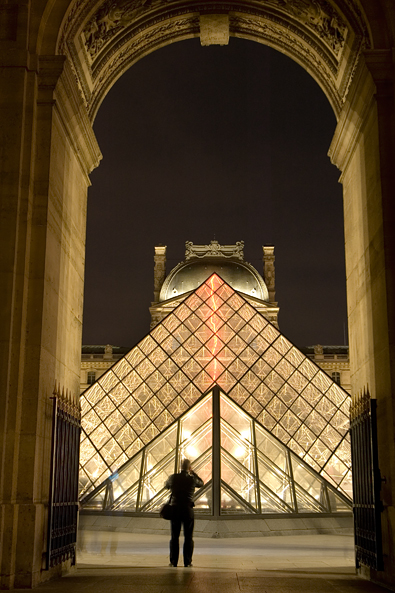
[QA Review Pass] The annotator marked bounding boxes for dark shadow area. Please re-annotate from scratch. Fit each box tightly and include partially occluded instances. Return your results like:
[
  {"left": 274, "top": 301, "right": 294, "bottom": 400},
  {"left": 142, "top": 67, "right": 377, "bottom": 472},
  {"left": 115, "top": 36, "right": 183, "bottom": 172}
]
[{"left": 84, "top": 38, "right": 346, "bottom": 349}]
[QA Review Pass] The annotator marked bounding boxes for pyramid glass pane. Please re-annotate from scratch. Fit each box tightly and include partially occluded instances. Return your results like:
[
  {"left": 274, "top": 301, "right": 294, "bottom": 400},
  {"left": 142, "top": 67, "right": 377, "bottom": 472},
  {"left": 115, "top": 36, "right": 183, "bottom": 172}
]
[
  {"left": 194, "top": 485, "right": 212, "bottom": 514},
  {"left": 140, "top": 455, "right": 175, "bottom": 508},
  {"left": 221, "top": 485, "right": 255, "bottom": 514},
  {"left": 80, "top": 387, "right": 352, "bottom": 516},
  {"left": 257, "top": 454, "right": 293, "bottom": 507},
  {"left": 80, "top": 274, "right": 352, "bottom": 505}
]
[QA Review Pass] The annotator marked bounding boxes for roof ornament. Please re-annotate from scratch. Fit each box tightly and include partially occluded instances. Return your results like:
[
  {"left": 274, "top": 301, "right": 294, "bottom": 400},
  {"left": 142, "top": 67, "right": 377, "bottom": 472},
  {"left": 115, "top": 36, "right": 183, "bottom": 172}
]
[{"left": 185, "top": 240, "right": 244, "bottom": 261}]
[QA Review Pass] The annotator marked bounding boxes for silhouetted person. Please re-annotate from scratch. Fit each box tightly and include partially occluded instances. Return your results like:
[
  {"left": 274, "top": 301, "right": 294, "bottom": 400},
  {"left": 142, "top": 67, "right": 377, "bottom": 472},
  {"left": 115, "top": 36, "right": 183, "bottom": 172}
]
[{"left": 165, "top": 459, "right": 204, "bottom": 567}]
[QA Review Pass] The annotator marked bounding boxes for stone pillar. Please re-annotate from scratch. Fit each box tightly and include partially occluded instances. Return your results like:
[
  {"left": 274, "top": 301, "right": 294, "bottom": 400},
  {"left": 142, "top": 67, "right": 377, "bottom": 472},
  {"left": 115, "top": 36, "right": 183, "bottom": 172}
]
[
  {"left": 262, "top": 245, "right": 276, "bottom": 303},
  {"left": 153, "top": 245, "right": 167, "bottom": 303},
  {"left": 329, "top": 51, "right": 395, "bottom": 588},
  {"left": 0, "top": 41, "right": 101, "bottom": 587}
]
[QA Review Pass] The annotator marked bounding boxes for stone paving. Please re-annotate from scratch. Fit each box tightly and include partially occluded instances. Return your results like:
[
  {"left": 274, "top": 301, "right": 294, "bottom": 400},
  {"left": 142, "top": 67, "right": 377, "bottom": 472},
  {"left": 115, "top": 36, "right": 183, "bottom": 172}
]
[{"left": 36, "top": 533, "right": 391, "bottom": 593}]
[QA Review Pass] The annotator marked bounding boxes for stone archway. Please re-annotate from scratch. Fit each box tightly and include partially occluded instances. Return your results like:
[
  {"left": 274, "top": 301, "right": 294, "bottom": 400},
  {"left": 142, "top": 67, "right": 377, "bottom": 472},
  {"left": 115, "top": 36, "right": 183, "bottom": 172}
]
[{"left": 1, "top": 0, "right": 395, "bottom": 589}]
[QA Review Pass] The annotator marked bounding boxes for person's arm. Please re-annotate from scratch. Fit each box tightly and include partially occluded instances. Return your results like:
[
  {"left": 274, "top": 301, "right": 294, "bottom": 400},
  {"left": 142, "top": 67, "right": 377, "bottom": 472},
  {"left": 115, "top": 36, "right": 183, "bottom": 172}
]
[
  {"left": 191, "top": 471, "right": 204, "bottom": 488},
  {"left": 165, "top": 474, "right": 174, "bottom": 489}
]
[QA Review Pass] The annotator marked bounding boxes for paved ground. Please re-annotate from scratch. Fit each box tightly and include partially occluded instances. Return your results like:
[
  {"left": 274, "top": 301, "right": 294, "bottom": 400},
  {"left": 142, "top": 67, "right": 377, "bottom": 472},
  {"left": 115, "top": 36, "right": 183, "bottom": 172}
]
[
  {"left": 36, "top": 532, "right": 391, "bottom": 593},
  {"left": 77, "top": 531, "right": 355, "bottom": 571}
]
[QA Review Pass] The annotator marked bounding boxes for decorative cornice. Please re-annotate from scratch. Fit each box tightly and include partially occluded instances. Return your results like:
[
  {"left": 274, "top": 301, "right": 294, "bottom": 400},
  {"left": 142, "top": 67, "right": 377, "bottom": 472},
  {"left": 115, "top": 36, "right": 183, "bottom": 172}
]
[{"left": 185, "top": 240, "right": 245, "bottom": 261}]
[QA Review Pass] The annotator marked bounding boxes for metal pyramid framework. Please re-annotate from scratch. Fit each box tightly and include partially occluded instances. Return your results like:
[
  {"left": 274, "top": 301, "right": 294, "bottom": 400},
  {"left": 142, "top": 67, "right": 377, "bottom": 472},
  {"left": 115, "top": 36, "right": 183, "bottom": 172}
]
[
  {"left": 81, "top": 387, "right": 351, "bottom": 514},
  {"left": 80, "top": 273, "right": 351, "bottom": 503}
]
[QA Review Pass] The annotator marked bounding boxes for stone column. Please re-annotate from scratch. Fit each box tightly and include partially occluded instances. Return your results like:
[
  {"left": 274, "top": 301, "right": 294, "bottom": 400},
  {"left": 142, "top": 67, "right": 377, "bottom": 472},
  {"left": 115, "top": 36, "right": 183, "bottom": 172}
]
[
  {"left": 329, "top": 51, "right": 395, "bottom": 588},
  {"left": 262, "top": 245, "right": 276, "bottom": 302},
  {"left": 153, "top": 245, "right": 167, "bottom": 303},
  {"left": 0, "top": 42, "right": 101, "bottom": 587}
]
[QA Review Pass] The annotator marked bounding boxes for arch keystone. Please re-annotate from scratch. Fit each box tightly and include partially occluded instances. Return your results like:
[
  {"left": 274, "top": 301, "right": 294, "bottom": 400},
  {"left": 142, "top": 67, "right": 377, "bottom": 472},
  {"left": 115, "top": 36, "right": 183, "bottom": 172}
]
[{"left": 200, "top": 13, "right": 229, "bottom": 46}]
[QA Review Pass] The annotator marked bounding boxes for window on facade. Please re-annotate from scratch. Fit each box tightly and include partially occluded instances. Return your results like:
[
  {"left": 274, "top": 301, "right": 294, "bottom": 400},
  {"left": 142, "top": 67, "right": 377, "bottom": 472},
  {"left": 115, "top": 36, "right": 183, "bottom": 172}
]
[
  {"left": 332, "top": 372, "right": 341, "bottom": 385},
  {"left": 87, "top": 371, "right": 96, "bottom": 385}
]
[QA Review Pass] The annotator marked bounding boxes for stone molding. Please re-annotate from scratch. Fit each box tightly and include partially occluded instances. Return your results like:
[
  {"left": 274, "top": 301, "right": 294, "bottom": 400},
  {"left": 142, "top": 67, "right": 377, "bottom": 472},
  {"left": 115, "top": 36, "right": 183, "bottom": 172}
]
[
  {"left": 328, "top": 57, "right": 376, "bottom": 176},
  {"left": 185, "top": 240, "right": 244, "bottom": 261},
  {"left": 54, "top": 59, "right": 102, "bottom": 177},
  {"left": 56, "top": 0, "right": 371, "bottom": 120}
]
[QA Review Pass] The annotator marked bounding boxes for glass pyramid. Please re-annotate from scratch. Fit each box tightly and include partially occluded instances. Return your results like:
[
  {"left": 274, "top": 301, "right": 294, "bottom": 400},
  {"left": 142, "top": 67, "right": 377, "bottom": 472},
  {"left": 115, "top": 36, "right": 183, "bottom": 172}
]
[
  {"left": 81, "top": 388, "right": 352, "bottom": 514},
  {"left": 79, "top": 273, "right": 351, "bottom": 503}
]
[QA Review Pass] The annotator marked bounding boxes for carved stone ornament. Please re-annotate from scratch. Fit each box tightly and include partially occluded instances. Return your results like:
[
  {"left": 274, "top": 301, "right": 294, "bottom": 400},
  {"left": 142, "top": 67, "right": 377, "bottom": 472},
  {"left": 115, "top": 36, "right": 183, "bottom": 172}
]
[
  {"left": 314, "top": 344, "right": 324, "bottom": 355},
  {"left": 262, "top": 0, "right": 347, "bottom": 55},
  {"left": 82, "top": 0, "right": 347, "bottom": 61},
  {"left": 83, "top": 0, "right": 172, "bottom": 59},
  {"left": 185, "top": 240, "right": 245, "bottom": 261}
]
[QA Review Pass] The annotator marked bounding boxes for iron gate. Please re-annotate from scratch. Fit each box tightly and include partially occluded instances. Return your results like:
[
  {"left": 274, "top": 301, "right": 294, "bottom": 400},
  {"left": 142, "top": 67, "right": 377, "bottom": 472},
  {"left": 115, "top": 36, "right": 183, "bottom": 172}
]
[
  {"left": 349, "top": 389, "right": 383, "bottom": 571},
  {"left": 46, "top": 384, "right": 81, "bottom": 569}
]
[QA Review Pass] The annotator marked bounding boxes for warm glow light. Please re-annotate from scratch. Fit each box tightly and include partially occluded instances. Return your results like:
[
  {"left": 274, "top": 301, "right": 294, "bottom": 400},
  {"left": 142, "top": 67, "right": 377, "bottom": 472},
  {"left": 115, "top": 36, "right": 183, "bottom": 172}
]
[
  {"left": 234, "top": 446, "right": 245, "bottom": 458},
  {"left": 207, "top": 276, "right": 221, "bottom": 380},
  {"left": 182, "top": 430, "right": 191, "bottom": 440},
  {"left": 241, "top": 430, "right": 251, "bottom": 440},
  {"left": 186, "top": 446, "right": 197, "bottom": 458}
]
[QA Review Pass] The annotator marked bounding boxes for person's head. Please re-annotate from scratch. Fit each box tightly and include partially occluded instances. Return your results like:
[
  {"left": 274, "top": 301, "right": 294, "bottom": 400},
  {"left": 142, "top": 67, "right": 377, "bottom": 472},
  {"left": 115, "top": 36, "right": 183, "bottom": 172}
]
[{"left": 181, "top": 459, "right": 191, "bottom": 472}]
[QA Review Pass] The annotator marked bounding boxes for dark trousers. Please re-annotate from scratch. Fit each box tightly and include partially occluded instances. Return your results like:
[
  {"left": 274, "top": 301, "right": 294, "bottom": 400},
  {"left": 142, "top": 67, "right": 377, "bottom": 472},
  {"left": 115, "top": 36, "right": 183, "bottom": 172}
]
[{"left": 169, "top": 507, "right": 194, "bottom": 566}]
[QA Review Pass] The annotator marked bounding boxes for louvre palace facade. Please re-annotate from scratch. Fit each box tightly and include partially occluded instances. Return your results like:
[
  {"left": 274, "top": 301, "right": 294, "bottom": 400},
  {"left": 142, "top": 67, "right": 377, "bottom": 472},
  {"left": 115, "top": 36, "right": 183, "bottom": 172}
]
[{"left": 79, "top": 242, "right": 352, "bottom": 523}]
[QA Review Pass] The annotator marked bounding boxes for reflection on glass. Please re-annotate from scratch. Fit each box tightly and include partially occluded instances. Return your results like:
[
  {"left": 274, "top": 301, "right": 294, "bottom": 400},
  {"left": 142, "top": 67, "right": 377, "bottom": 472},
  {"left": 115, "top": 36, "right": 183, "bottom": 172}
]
[
  {"left": 221, "top": 486, "right": 252, "bottom": 514},
  {"left": 180, "top": 393, "right": 212, "bottom": 442},
  {"left": 179, "top": 422, "right": 212, "bottom": 463},
  {"left": 221, "top": 451, "right": 258, "bottom": 509},
  {"left": 221, "top": 395, "right": 252, "bottom": 441},
  {"left": 255, "top": 425, "right": 288, "bottom": 472},
  {"left": 139, "top": 455, "right": 175, "bottom": 507},
  {"left": 221, "top": 421, "right": 255, "bottom": 474},
  {"left": 194, "top": 485, "right": 212, "bottom": 513},
  {"left": 188, "top": 450, "right": 212, "bottom": 484},
  {"left": 144, "top": 426, "right": 177, "bottom": 473},
  {"left": 111, "top": 452, "right": 142, "bottom": 499},
  {"left": 257, "top": 453, "right": 292, "bottom": 506},
  {"left": 260, "top": 486, "right": 290, "bottom": 513},
  {"left": 294, "top": 485, "right": 323, "bottom": 513},
  {"left": 113, "top": 484, "right": 139, "bottom": 511},
  {"left": 82, "top": 486, "right": 106, "bottom": 510},
  {"left": 328, "top": 489, "right": 351, "bottom": 512},
  {"left": 292, "top": 459, "right": 324, "bottom": 501}
]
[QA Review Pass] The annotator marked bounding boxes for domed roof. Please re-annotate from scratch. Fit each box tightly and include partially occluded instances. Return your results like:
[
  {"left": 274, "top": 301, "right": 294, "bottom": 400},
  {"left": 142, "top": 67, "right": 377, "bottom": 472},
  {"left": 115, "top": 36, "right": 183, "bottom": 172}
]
[{"left": 159, "top": 241, "right": 268, "bottom": 302}]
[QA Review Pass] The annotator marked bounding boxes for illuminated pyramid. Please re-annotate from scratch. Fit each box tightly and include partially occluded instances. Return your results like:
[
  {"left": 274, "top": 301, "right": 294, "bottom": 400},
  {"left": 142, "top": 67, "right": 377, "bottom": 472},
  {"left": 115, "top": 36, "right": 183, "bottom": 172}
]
[
  {"left": 81, "top": 388, "right": 351, "bottom": 514},
  {"left": 79, "top": 274, "right": 351, "bottom": 507}
]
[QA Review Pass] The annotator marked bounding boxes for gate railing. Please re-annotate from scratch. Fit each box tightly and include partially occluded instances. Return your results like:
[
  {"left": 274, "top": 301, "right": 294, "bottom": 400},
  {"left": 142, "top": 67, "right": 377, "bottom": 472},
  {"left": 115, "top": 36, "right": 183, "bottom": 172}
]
[
  {"left": 46, "top": 384, "right": 81, "bottom": 569},
  {"left": 349, "top": 388, "right": 383, "bottom": 571}
]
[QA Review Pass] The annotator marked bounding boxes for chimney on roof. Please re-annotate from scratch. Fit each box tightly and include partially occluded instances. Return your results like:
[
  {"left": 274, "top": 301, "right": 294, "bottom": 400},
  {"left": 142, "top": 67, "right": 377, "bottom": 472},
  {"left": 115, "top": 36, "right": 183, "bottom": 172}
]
[
  {"left": 153, "top": 245, "right": 167, "bottom": 303},
  {"left": 262, "top": 245, "right": 275, "bottom": 303}
]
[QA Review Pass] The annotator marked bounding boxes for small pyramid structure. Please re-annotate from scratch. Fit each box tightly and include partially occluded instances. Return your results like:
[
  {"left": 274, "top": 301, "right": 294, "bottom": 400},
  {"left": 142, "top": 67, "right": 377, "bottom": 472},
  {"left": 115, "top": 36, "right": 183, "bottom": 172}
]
[
  {"left": 80, "top": 274, "right": 351, "bottom": 503},
  {"left": 81, "top": 388, "right": 351, "bottom": 515}
]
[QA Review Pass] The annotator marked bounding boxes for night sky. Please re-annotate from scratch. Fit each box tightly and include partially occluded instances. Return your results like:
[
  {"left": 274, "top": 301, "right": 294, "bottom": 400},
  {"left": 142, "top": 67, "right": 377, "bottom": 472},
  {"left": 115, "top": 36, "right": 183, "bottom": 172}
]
[{"left": 82, "top": 37, "right": 347, "bottom": 350}]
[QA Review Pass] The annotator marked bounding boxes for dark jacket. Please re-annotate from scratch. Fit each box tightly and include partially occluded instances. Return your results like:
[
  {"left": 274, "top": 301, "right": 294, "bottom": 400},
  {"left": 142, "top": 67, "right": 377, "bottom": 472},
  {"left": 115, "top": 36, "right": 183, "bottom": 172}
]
[{"left": 165, "top": 470, "right": 204, "bottom": 508}]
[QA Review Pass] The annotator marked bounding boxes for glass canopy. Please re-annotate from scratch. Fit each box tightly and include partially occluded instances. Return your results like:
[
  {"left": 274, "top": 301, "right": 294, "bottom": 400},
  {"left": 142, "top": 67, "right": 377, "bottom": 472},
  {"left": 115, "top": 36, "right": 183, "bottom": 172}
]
[
  {"left": 79, "top": 273, "right": 351, "bottom": 502},
  {"left": 81, "top": 388, "right": 351, "bottom": 515}
]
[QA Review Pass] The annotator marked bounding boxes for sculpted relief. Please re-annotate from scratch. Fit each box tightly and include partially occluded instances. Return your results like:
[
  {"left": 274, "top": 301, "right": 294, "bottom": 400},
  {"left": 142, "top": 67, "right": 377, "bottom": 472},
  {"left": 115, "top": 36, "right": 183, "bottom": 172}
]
[
  {"left": 266, "top": 0, "right": 347, "bottom": 54},
  {"left": 82, "top": 0, "right": 347, "bottom": 61},
  {"left": 83, "top": 0, "right": 171, "bottom": 58}
]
